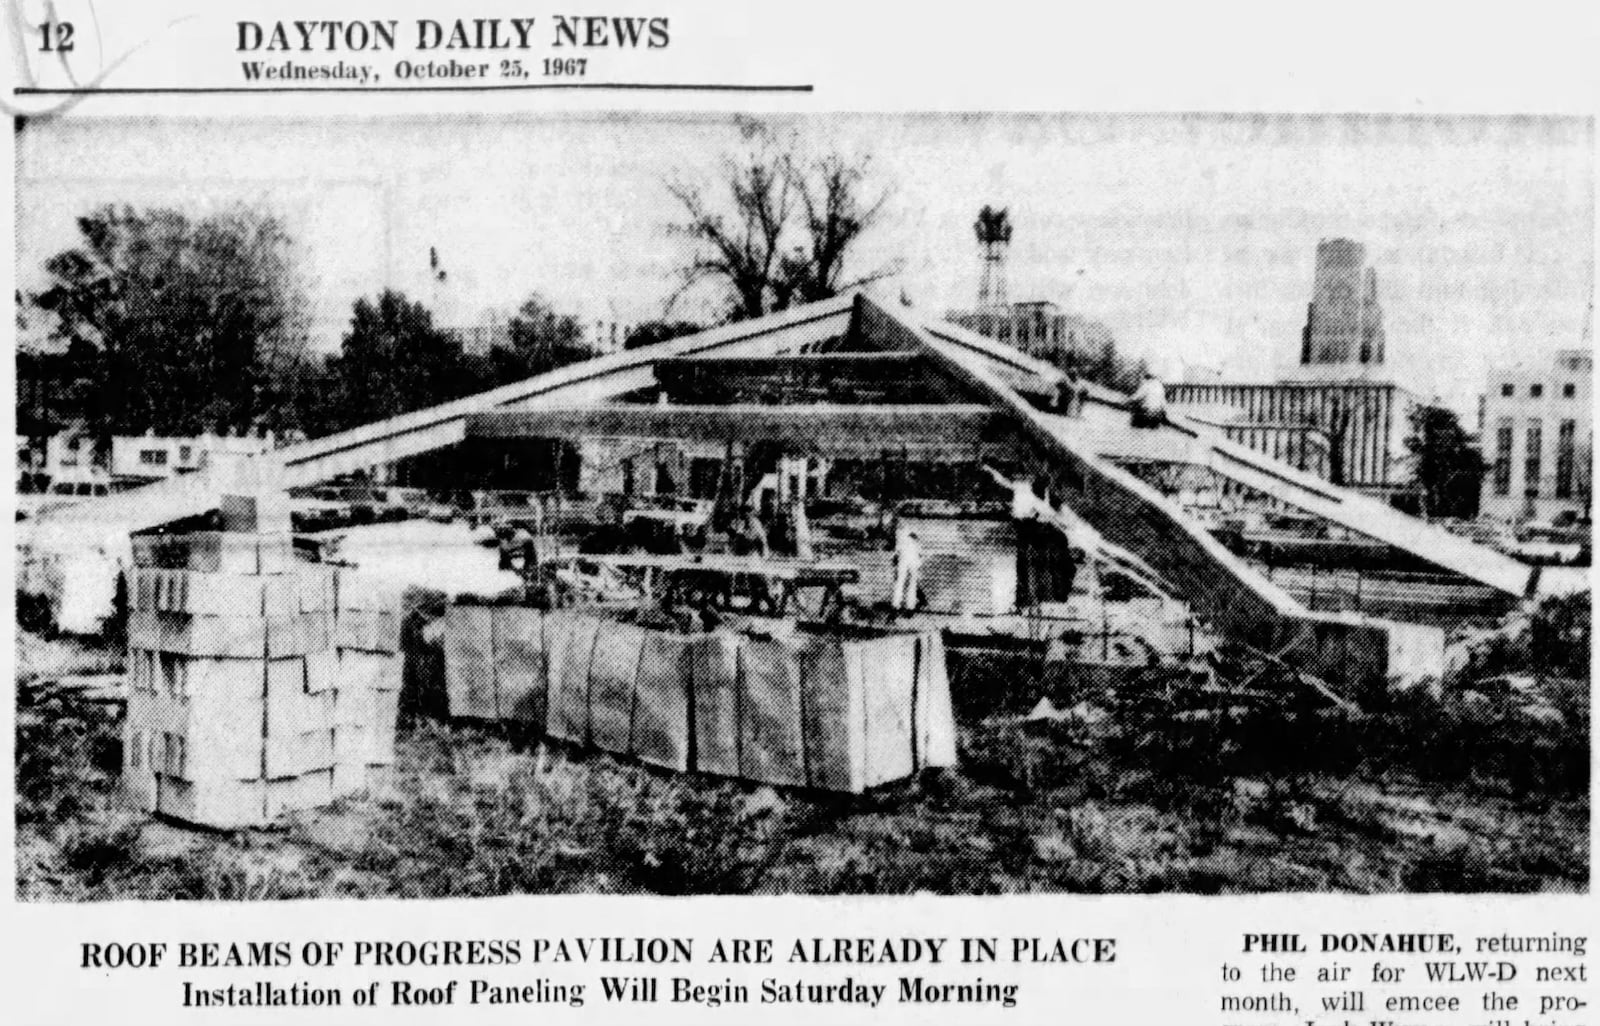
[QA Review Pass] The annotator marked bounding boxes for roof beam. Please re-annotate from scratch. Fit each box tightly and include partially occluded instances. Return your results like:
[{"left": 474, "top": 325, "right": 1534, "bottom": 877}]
[{"left": 466, "top": 403, "right": 1005, "bottom": 454}]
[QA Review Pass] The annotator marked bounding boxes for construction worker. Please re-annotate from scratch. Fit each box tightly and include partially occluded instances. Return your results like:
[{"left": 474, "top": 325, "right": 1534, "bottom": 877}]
[
  {"left": 789, "top": 494, "right": 815, "bottom": 560},
  {"left": 891, "top": 521, "right": 923, "bottom": 613},
  {"left": 985, "top": 464, "right": 1041, "bottom": 522},
  {"left": 736, "top": 504, "right": 770, "bottom": 558},
  {"left": 1051, "top": 370, "right": 1086, "bottom": 418},
  {"left": 1131, "top": 368, "right": 1168, "bottom": 429},
  {"left": 506, "top": 522, "right": 536, "bottom": 574}
]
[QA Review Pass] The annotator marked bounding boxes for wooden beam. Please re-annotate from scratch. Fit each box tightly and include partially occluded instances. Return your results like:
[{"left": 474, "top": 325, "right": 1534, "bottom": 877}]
[{"left": 466, "top": 403, "right": 1005, "bottom": 455}]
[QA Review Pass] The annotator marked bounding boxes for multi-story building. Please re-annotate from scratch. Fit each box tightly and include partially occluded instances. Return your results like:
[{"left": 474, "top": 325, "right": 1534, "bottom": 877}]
[
  {"left": 1165, "top": 379, "right": 1417, "bottom": 493},
  {"left": 946, "top": 300, "right": 1119, "bottom": 372},
  {"left": 1300, "top": 237, "right": 1386, "bottom": 371},
  {"left": 1166, "top": 238, "right": 1417, "bottom": 496},
  {"left": 1479, "top": 349, "right": 1592, "bottom": 522}
]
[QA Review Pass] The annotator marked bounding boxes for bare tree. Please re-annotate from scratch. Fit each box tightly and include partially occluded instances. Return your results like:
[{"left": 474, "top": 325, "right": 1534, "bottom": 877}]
[{"left": 667, "top": 122, "right": 895, "bottom": 321}]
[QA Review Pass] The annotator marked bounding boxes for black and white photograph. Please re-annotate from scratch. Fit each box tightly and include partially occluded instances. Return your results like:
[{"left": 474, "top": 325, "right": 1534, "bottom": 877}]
[{"left": 14, "top": 111, "right": 1592, "bottom": 900}]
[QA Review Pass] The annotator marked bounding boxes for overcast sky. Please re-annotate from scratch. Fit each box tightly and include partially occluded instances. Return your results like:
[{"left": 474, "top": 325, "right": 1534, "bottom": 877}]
[{"left": 15, "top": 112, "right": 1593, "bottom": 413}]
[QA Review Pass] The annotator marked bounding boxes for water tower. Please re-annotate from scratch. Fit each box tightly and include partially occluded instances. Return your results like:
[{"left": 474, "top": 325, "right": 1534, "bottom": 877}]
[{"left": 974, "top": 206, "right": 1013, "bottom": 317}]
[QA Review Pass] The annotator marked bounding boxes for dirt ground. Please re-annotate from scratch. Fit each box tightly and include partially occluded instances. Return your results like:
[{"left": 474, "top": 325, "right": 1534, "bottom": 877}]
[{"left": 14, "top": 625, "right": 1590, "bottom": 899}]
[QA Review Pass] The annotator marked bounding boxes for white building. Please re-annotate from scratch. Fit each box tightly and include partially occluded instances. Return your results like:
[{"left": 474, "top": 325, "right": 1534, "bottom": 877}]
[
  {"left": 1479, "top": 349, "right": 1593, "bottom": 522},
  {"left": 109, "top": 432, "right": 274, "bottom": 484}
]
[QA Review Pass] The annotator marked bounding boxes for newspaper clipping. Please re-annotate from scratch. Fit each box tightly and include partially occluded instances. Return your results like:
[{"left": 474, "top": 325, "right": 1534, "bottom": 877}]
[{"left": 3, "top": 1, "right": 1595, "bottom": 1023}]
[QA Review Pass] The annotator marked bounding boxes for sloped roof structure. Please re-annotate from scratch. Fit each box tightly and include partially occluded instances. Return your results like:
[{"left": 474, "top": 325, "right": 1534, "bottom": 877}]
[{"left": 28, "top": 292, "right": 1540, "bottom": 686}]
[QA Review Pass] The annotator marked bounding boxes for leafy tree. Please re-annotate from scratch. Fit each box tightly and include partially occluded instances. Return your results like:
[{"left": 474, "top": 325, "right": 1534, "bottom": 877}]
[
  {"left": 27, "top": 203, "right": 310, "bottom": 438},
  {"left": 329, "top": 290, "right": 472, "bottom": 430},
  {"left": 623, "top": 320, "right": 703, "bottom": 350},
  {"left": 1405, "top": 404, "right": 1486, "bottom": 519},
  {"left": 492, "top": 294, "right": 594, "bottom": 380},
  {"left": 666, "top": 120, "right": 895, "bottom": 321}
]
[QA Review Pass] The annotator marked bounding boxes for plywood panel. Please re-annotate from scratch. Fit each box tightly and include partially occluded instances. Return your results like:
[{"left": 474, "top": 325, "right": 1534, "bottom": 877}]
[
  {"left": 589, "top": 623, "right": 644, "bottom": 755},
  {"left": 632, "top": 630, "right": 691, "bottom": 771},
  {"left": 859, "top": 634, "right": 916, "bottom": 787},
  {"left": 797, "top": 636, "right": 863, "bottom": 792},
  {"left": 492, "top": 606, "right": 546, "bottom": 726},
  {"left": 689, "top": 632, "right": 740, "bottom": 777},
  {"left": 738, "top": 639, "right": 806, "bottom": 787},
  {"left": 443, "top": 605, "right": 494, "bottom": 719},
  {"left": 915, "top": 632, "right": 958, "bottom": 769},
  {"left": 545, "top": 612, "right": 600, "bottom": 745}
]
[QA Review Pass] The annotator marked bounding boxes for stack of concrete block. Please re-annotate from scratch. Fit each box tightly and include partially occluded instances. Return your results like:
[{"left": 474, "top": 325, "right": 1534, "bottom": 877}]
[
  {"left": 328, "top": 571, "right": 403, "bottom": 793},
  {"left": 123, "top": 496, "right": 400, "bottom": 829}
]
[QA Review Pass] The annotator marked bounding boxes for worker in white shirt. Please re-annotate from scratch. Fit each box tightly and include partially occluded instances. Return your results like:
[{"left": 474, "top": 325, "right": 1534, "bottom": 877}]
[
  {"left": 891, "top": 522, "right": 923, "bottom": 613},
  {"left": 984, "top": 464, "right": 1043, "bottom": 521},
  {"left": 1131, "top": 368, "right": 1168, "bottom": 429}
]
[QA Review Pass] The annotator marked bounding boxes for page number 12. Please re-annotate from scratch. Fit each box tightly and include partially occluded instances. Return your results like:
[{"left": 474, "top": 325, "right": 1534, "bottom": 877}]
[{"left": 39, "top": 22, "right": 76, "bottom": 52}]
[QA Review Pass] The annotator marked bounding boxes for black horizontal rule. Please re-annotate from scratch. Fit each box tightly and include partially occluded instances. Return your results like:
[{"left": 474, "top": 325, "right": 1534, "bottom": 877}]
[{"left": 14, "top": 82, "right": 814, "bottom": 95}]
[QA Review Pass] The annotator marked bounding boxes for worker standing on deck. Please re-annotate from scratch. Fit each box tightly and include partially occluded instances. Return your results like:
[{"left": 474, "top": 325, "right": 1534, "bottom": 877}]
[
  {"left": 1131, "top": 368, "right": 1168, "bottom": 429},
  {"left": 891, "top": 522, "right": 923, "bottom": 613},
  {"left": 790, "top": 494, "right": 815, "bottom": 560},
  {"left": 740, "top": 504, "right": 770, "bottom": 559},
  {"left": 1052, "top": 370, "right": 1086, "bottom": 418},
  {"left": 985, "top": 464, "right": 1049, "bottom": 608}
]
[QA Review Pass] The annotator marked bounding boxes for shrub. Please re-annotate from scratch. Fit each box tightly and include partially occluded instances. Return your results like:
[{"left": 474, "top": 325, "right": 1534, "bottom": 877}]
[{"left": 599, "top": 779, "right": 791, "bottom": 895}]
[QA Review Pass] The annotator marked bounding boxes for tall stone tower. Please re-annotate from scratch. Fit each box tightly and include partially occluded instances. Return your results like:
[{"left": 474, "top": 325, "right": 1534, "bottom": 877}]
[
  {"left": 974, "top": 205, "right": 1013, "bottom": 315},
  {"left": 1300, "top": 238, "right": 1386, "bottom": 368}
]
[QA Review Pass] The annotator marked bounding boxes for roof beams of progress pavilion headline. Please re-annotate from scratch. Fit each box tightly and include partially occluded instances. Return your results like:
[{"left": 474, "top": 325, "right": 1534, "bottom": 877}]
[{"left": 466, "top": 404, "right": 1008, "bottom": 458}]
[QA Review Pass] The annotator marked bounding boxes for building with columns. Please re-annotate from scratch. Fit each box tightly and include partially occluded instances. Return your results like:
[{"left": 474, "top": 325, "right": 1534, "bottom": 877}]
[{"left": 1479, "top": 349, "right": 1592, "bottom": 522}]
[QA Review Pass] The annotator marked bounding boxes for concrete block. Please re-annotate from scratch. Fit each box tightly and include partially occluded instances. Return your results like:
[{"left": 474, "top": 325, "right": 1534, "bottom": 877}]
[
  {"left": 178, "top": 531, "right": 296, "bottom": 575},
  {"left": 267, "top": 658, "right": 335, "bottom": 733},
  {"left": 368, "top": 690, "right": 400, "bottom": 765},
  {"left": 186, "top": 656, "right": 268, "bottom": 707},
  {"left": 129, "top": 609, "right": 334, "bottom": 659},
  {"left": 122, "top": 717, "right": 158, "bottom": 813},
  {"left": 186, "top": 697, "right": 266, "bottom": 780},
  {"left": 157, "top": 775, "right": 267, "bottom": 829},
  {"left": 304, "top": 649, "right": 338, "bottom": 694},
  {"left": 133, "top": 567, "right": 336, "bottom": 618},
  {"left": 130, "top": 609, "right": 257, "bottom": 658},
  {"left": 220, "top": 493, "right": 293, "bottom": 535},
  {"left": 267, "top": 728, "right": 336, "bottom": 778},
  {"left": 333, "top": 686, "right": 372, "bottom": 727},
  {"left": 339, "top": 649, "right": 400, "bottom": 693},
  {"left": 266, "top": 611, "right": 333, "bottom": 658},
  {"left": 332, "top": 760, "right": 368, "bottom": 798},
  {"left": 265, "top": 768, "right": 335, "bottom": 818},
  {"left": 363, "top": 763, "right": 397, "bottom": 796},
  {"left": 256, "top": 533, "right": 297, "bottom": 576},
  {"left": 334, "top": 569, "right": 400, "bottom": 612},
  {"left": 334, "top": 609, "right": 400, "bottom": 654},
  {"left": 333, "top": 724, "right": 369, "bottom": 764},
  {"left": 262, "top": 569, "right": 336, "bottom": 617}
]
